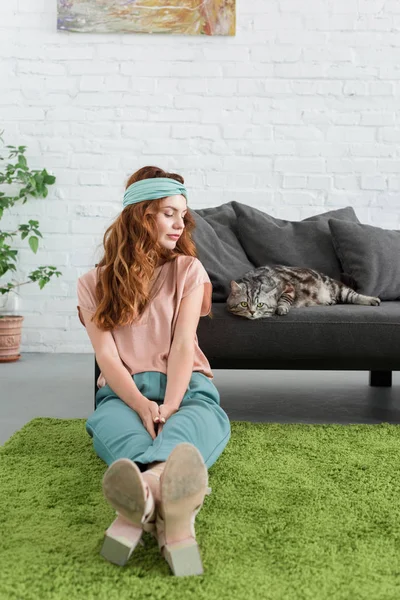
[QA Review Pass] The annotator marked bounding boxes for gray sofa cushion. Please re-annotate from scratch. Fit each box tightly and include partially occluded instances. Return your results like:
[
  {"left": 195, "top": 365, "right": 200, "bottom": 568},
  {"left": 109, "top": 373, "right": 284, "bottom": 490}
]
[
  {"left": 232, "top": 203, "right": 360, "bottom": 281},
  {"left": 328, "top": 218, "right": 400, "bottom": 301},
  {"left": 197, "top": 301, "right": 400, "bottom": 368},
  {"left": 192, "top": 202, "right": 255, "bottom": 302}
]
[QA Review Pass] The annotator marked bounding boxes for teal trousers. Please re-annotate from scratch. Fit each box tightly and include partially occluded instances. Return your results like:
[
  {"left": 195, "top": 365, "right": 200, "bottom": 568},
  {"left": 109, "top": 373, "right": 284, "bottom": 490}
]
[{"left": 85, "top": 371, "right": 231, "bottom": 471}]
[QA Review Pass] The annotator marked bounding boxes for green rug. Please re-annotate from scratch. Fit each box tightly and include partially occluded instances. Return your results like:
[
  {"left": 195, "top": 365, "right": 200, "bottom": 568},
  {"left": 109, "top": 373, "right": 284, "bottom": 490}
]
[{"left": 1, "top": 418, "right": 400, "bottom": 600}]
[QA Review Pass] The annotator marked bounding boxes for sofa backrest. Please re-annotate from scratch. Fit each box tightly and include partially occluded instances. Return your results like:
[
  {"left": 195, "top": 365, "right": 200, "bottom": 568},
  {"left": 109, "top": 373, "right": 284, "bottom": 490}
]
[{"left": 192, "top": 202, "right": 360, "bottom": 303}]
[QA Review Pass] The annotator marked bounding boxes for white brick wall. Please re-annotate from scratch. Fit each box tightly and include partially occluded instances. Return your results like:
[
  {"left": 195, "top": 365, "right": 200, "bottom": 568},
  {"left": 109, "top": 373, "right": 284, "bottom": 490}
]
[{"left": 1, "top": 0, "right": 400, "bottom": 352}]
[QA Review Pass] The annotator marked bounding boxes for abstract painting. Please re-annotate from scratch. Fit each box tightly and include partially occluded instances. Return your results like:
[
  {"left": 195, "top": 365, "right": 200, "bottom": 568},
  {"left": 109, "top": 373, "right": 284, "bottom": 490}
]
[{"left": 57, "top": 0, "right": 236, "bottom": 36}]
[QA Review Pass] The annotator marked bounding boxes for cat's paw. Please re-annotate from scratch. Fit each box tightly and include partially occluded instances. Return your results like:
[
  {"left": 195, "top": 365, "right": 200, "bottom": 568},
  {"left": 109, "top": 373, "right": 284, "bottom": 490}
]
[
  {"left": 369, "top": 297, "right": 381, "bottom": 306},
  {"left": 276, "top": 305, "right": 290, "bottom": 316}
]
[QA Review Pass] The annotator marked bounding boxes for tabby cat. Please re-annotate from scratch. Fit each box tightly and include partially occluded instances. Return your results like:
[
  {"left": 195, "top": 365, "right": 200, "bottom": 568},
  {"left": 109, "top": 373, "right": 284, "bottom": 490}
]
[{"left": 226, "top": 265, "right": 381, "bottom": 319}]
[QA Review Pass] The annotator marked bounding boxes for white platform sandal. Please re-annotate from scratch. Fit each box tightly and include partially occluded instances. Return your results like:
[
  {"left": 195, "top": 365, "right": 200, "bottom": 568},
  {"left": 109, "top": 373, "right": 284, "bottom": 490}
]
[
  {"left": 100, "top": 458, "right": 156, "bottom": 566},
  {"left": 154, "top": 443, "right": 212, "bottom": 577}
]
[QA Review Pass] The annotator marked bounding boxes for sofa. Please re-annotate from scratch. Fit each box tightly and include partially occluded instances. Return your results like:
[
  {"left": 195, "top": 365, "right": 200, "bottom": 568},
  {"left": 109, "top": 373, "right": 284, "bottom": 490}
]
[{"left": 94, "top": 201, "right": 400, "bottom": 400}]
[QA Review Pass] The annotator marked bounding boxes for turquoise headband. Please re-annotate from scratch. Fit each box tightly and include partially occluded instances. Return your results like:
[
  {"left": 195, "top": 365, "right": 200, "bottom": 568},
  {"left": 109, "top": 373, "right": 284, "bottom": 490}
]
[{"left": 123, "top": 177, "right": 188, "bottom": 208}]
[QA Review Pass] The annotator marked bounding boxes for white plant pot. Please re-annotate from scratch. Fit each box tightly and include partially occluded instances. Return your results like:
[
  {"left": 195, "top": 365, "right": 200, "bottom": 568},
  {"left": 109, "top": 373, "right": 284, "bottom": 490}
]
[{"left": 0, "top": 291, "right": 21, "bottom": 316}]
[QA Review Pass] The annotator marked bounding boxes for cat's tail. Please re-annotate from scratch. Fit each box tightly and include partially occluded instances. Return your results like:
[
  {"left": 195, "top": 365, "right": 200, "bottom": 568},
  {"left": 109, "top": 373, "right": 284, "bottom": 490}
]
[
  {"left": 337, "top": 282, "right": 380, "bottom": 306},
  {"left": 337, "top": 283, "right": 360, "bottom": 303}
]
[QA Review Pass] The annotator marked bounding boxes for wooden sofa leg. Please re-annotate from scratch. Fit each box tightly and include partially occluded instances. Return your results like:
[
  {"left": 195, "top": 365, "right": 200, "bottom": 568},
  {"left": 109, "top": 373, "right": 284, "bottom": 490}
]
[{"left": 369, "top": 371, "right": 392, "bottom": 387}]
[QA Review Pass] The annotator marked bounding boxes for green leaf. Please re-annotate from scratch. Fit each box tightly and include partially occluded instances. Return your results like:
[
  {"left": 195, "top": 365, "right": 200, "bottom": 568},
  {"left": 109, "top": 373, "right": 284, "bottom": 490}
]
[
  {"left": 28, "top": 236, "right": 39, "bottom": 253},
  {"left": 17, "top": 155, "right": 27, "bottom": 169}
]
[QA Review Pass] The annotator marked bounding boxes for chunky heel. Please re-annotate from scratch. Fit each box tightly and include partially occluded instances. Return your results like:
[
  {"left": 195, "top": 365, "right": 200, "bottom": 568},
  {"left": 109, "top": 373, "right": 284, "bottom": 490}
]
[
  {"left": 100, "top": 514, "right": 143, "bottom": 566},
  {"left": 163, "top": 537, "right": 203, "bottom": 577}
]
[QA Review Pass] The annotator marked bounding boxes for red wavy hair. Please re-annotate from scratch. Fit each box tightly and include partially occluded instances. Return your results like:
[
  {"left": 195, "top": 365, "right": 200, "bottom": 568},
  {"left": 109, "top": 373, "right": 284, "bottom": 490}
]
[{"left": 91, "top": 166, "right": 213, "bottom": 331}]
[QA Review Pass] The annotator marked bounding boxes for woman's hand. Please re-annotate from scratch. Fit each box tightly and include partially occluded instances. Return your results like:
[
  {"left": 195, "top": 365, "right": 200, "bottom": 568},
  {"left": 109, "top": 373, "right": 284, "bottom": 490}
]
[
  {"left": 135, "top": 398, "right": 163, "bottom": 440},
  {"left": 154, "top": 404, "right": 179, "bottom": 436}
]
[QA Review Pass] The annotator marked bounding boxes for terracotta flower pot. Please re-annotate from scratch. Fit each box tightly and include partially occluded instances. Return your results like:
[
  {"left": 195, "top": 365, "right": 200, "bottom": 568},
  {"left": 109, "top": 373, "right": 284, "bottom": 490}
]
[{"left": 0, "top": 316, "right": 24, "bottom": 362}]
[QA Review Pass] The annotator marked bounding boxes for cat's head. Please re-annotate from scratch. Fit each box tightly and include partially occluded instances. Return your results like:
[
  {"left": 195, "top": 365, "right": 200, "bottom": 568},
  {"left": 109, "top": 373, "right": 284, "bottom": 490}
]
[{"left": 226, "top": 279, "right": 288, "bottom": 319}]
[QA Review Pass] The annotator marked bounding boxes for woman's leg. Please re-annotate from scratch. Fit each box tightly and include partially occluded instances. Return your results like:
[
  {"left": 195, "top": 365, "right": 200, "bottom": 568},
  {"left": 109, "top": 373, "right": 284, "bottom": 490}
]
[
  {"left": 86, "top": 371, "right": 231, "bottom": 471},
  {"left": 135, "top": 372, "right": 231, "bottom": 469},
  {"left": 142, "top": 461, "right": 166, "bottom": 506},
  {"left": 85, "top": 396, "right": 152, "bottom": 468},
  {"left": 85, "top": 371, "right": 167, "bottom": 469},
  {"left": 87, "top": 371, "right": 231, "bottom": 573}
]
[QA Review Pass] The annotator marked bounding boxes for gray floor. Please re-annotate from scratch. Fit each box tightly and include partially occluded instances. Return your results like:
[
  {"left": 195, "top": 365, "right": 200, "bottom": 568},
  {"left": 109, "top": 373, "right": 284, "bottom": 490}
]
[{"left": 1, "top": 353, "right": 400, "bottom": 446}]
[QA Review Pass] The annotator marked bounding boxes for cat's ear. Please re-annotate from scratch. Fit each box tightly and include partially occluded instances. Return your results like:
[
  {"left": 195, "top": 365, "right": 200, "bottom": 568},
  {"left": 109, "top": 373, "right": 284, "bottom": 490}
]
[
  {"left": 230, "top": 280, "right": 242, "bottom": 293},
  {"left": 261, "top": 283, "right": 278, "bottom": 294}
]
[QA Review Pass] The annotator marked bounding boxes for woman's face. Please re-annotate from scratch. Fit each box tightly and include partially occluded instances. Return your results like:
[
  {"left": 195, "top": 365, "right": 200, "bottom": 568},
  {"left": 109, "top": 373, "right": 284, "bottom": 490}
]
[{"left": 155, "top": 195, "right": 187, "bottom": 249}]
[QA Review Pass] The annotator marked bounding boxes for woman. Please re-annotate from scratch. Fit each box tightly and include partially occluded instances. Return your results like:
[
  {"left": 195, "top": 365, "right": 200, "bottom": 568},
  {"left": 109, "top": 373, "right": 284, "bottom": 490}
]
[{"left": 76, "top": 166, "right": 231, "bottom": 576}]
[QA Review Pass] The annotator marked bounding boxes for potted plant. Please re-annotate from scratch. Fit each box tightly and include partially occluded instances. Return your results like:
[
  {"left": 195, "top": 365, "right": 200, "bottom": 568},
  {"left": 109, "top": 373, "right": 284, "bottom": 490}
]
[{"left": 0, "top": 131, "right": 61, "bottom": 362}]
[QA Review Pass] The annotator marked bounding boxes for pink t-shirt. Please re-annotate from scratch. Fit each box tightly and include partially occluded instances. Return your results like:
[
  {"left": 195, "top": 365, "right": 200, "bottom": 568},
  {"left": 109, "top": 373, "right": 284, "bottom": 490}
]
[{"left": 76, "top": 255, "right": 214, "bottom": 389}]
